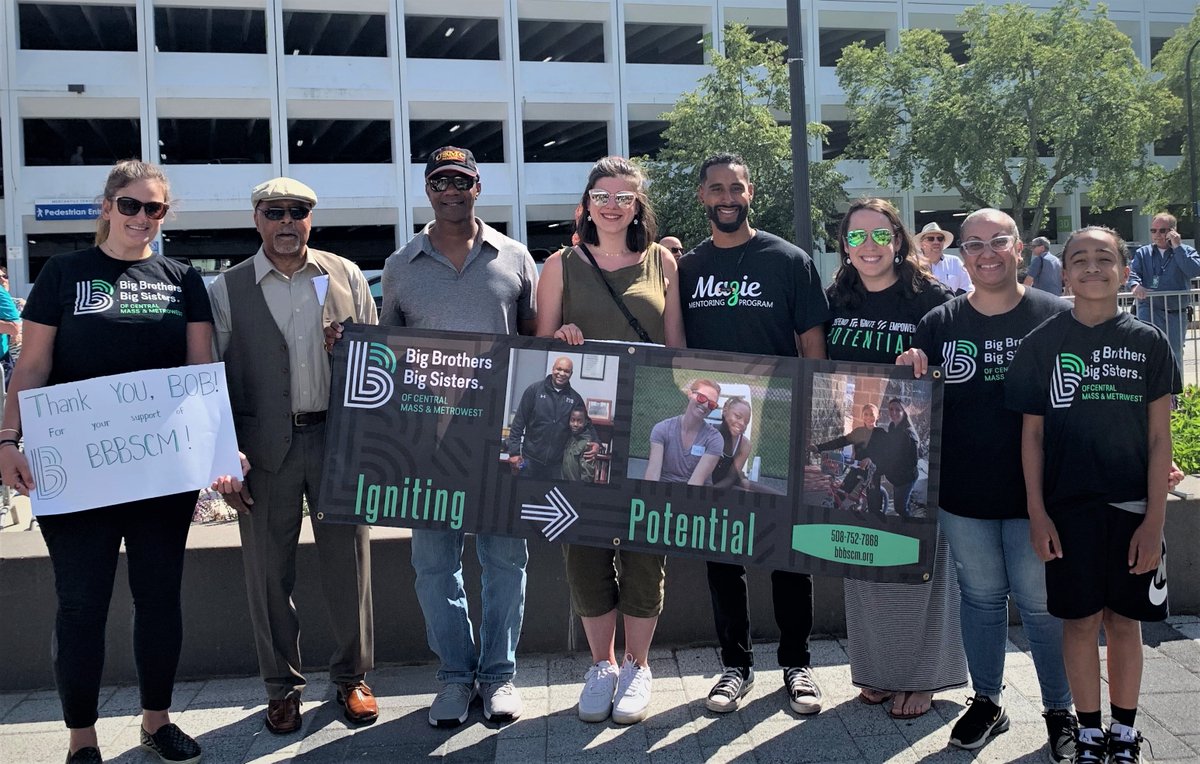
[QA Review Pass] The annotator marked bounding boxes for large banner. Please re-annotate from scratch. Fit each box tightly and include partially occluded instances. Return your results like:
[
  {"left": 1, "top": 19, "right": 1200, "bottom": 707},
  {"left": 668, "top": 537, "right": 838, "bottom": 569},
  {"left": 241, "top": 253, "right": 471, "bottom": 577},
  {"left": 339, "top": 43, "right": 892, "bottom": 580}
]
[
  {"left": 319, "top": 325, "right": 944, "bottom": 582},
  {"left": 20, "top": 363, "right": 242, "bottom": 516}
]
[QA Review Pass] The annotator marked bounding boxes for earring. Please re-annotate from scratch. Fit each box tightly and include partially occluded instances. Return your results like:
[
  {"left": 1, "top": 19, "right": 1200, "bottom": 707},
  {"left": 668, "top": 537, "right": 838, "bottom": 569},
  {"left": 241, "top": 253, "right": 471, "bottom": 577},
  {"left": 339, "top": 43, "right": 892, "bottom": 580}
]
[
  {"left": 894, "top": 254, "right": 902, "bottom": 265},
  {"left": 843, "top": 256, "right": 851, "bottom": 266},
  {"left": 633, "top": 217, "right": 640, "bottom": 226},
  {"left": 586, "top": 214, "right": 592, "bottom": 222}
]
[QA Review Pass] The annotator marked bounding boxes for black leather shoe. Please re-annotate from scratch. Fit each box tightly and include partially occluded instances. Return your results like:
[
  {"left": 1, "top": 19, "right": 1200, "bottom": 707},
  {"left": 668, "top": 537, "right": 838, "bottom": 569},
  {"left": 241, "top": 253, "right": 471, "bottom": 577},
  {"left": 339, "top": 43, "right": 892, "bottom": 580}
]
[{"left": 266, "top": 696, "right": 302, "bottom": 734}]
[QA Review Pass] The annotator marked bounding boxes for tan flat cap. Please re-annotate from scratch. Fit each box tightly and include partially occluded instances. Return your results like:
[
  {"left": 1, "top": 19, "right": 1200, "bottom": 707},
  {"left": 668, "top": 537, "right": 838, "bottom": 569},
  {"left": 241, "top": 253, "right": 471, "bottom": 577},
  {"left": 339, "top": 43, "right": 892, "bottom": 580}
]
[{"left": 251, "top": 177, "right": 318, "bottom": 208}]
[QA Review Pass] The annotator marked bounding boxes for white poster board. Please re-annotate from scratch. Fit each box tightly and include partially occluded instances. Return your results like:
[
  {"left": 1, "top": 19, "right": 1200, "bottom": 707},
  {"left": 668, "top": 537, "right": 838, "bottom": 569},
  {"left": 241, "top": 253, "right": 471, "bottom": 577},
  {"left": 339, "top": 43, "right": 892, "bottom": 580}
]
[{"left": 19, "top": 363, "right": 242, "bottom": 516}]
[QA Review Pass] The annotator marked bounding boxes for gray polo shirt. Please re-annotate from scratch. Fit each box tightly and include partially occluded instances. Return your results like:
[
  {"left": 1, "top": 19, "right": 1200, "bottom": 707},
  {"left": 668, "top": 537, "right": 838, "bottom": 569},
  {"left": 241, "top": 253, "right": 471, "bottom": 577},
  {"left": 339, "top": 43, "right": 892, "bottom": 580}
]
[{"left": 381, "top": 219, "right": 537, "bottom": 334}]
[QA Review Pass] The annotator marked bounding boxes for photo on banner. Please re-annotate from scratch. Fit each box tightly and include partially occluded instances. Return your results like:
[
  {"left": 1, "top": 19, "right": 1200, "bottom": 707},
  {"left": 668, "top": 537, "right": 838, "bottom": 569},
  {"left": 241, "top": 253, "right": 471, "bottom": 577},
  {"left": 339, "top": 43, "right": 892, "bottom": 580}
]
[
  {"left": 805, "top": 370, "right": 934, "bottom": 519},
  {"left": 625, "top": 365, "right": 792, "bottom": 495},
  {"left": 500, "top": 348, "right": 623, "bottom": 483}
]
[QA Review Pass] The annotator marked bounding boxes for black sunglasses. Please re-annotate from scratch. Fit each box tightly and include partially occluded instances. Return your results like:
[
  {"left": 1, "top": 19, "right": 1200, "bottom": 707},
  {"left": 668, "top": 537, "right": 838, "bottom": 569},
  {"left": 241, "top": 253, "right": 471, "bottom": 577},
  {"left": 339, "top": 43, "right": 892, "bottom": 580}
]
[
  {"left": 258, "top": 205, "right": 312, "bottom": 221},
  {"left": 113, "top": 196, "right": 169, "bottom": 220},
  {"left": 427, "top": 175, "right": 476, "bottom": 192}
]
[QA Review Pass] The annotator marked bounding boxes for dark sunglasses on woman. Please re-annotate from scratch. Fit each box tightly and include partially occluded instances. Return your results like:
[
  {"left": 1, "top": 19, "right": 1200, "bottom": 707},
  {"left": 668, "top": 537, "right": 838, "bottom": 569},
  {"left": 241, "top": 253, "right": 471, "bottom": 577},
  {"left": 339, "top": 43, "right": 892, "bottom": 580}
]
[{"left": 113, "top": 196, "right": 169, "bottom": 220}]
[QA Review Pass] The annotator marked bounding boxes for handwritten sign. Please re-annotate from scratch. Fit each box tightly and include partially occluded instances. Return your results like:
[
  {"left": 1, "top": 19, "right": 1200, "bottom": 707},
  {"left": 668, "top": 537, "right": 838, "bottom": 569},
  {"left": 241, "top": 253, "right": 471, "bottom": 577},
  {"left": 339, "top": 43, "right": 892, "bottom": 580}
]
[{"left": 19, "top": 363, "right": 242, "bottom": 516}]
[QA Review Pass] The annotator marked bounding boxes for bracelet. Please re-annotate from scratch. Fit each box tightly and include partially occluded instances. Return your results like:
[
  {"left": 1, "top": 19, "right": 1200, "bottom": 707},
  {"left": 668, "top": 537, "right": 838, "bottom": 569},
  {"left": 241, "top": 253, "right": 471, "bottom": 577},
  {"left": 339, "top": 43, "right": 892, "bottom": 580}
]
[
  {"left": 0, "top": 428, "right": 18, "bottom": 436},
  {"left": 0, "top": 439, "right": 19, "bottom": 449}
]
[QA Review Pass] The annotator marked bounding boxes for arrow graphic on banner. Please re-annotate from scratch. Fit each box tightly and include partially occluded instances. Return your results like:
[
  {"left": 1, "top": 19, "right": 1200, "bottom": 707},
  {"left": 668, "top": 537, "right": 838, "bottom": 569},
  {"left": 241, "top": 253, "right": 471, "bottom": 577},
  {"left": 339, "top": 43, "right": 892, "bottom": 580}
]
[{"left": 520, "top": 486, "right": 579, "bottom": 541}]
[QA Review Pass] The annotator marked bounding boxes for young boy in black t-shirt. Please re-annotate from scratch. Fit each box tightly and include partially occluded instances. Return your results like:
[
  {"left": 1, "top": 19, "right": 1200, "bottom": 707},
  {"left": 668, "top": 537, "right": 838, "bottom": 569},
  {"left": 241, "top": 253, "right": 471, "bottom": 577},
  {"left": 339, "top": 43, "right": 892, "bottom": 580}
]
[{"left": 1006, "top": 226, "right": 1179, "bottom": 764}]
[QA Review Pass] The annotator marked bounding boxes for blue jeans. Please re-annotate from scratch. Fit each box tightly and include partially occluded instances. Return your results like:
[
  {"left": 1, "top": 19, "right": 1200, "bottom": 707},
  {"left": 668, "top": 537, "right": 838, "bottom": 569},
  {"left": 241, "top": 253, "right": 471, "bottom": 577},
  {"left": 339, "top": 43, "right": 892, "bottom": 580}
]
[
  {"left": 410, "top": 529, "right": 528, "bottom": 685},
  {"left": 939, "top": 511, "right": 1071, "bottom": 710}
]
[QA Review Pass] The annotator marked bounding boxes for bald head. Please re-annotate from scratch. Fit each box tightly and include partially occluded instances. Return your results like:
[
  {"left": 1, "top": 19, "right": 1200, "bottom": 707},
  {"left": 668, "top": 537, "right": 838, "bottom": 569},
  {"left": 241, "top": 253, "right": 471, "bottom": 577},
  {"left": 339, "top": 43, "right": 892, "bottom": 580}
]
[
  {"left": 659, "top": 236, "right": 684, "bottom": 255},
  {"left": 550, "top": 357, "right": 574, "bottom": 388}
]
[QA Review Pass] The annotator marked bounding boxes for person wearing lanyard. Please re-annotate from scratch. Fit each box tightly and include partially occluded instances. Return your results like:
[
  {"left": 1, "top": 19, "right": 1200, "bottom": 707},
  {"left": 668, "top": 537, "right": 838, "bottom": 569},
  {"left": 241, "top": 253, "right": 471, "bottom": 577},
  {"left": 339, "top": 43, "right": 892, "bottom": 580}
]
[{"left": 1128, "top": 212, "right": 1200, "bottom": 372}]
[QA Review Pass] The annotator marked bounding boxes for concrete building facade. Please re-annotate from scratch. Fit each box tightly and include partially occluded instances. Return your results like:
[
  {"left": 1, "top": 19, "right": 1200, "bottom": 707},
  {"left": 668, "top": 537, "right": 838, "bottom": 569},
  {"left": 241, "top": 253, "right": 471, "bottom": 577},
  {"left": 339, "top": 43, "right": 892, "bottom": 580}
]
[{"left": 0, "top": 0, "right": 1192, "bottom": 293}]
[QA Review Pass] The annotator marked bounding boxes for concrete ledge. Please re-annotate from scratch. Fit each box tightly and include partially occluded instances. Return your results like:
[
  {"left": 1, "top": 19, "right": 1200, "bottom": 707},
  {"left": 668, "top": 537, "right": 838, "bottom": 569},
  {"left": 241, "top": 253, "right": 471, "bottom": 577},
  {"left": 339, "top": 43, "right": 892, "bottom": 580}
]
[{"left": 3, "top": 487, "right": 1198, "bottom": 693}]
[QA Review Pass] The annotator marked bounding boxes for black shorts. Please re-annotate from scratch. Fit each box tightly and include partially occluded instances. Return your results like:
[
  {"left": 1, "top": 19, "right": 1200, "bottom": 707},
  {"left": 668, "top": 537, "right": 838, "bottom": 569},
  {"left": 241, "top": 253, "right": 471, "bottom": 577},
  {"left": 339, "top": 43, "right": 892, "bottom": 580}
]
[{"left": 1045, "top": 503, "right": 1169, "bottom": 622}]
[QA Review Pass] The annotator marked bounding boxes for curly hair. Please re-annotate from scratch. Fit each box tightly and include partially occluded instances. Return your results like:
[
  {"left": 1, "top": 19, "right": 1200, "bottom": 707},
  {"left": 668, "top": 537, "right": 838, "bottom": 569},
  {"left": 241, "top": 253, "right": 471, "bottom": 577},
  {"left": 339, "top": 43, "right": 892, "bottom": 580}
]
[{"left": 1062, "top": 225, "right": 1129, "bottom": 266}]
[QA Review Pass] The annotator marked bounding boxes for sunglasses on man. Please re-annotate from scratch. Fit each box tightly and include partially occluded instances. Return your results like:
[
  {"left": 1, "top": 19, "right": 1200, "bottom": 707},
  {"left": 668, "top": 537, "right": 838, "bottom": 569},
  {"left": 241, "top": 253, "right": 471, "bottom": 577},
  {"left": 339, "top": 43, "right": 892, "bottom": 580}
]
[
  {"left": 427, "top": 175, "right": 477, "bottom": 192},
  {"left": 258, "top": 206, "right": 312, "bottom": 221},
  {"left": 113, "top": 196, "right": 169, "bottom": 220}
]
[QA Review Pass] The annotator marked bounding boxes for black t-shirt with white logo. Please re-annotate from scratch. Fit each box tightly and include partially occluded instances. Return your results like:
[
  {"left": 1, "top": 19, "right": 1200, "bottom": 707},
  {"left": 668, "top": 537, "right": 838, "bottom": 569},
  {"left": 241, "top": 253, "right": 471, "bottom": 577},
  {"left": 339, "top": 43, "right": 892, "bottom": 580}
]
[
  {"left": 679, "top": 231, "right": 830, "bottom": 356},
  {"left": 1005, "top": 310, "right": 1179, "bottom": 512},
  {"left": 825, "top": 279, "right": 951, "bottom": 364},
  {"left": 23, "top": 247, "right": 213, "bottom": 385},
  {"left": 910, "top": 288, "right": 1069, "bottom": 519}
]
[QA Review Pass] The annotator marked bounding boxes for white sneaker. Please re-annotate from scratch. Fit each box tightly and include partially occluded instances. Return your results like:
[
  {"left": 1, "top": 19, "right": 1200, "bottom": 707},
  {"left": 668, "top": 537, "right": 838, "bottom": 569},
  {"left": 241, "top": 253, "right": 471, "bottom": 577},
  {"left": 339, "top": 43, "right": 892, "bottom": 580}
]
[
  {"left": 479, "top": 680, "right": 522, "bottom": 722},
  {"left": 611, "top": 654, "right": 653, "bottom": 725},
  {"left": 577, "top": 660, "right": 619, "bottom": 722}
]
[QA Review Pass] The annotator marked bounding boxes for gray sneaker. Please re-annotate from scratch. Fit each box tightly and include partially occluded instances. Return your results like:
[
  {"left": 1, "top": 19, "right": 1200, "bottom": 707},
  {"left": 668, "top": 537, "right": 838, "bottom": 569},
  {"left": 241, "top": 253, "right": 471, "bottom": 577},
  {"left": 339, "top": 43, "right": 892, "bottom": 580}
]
[
  {"left": 784, "top": 666, "right": 822, "bottom": 714},
  {"left": 479, "top": 680, "right": 522, "bottom": 722},
  {"left": 428, "top": 682, "right": 475, "bottom": 728}
]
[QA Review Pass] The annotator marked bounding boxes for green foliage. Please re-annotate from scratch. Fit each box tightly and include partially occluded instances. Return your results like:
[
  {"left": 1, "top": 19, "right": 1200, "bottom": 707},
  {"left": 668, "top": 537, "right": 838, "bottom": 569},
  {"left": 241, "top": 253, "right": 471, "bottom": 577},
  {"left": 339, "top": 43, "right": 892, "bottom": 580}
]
[
  {"left": 837, "top": 0, "right": 1174, "bottom": 239},
  {"left": 1150, "top": 7, "right": 1200, "bottom": 219},
  {"left": 1171, "top": 386, "right": 1200, "bottom": 475},
  {"left": 643, "top": 24, "right": 847, "bottom": 249}
]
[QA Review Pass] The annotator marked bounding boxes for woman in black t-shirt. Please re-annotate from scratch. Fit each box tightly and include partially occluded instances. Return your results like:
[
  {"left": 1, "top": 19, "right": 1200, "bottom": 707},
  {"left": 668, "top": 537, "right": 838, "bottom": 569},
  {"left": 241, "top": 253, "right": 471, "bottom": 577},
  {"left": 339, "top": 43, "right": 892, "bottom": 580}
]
[
  {"left": 823, "top": 198, "right": 965, "bottom": 720},
  {"left": 0, "top": 161, "right": 214, "bottom": 764}
]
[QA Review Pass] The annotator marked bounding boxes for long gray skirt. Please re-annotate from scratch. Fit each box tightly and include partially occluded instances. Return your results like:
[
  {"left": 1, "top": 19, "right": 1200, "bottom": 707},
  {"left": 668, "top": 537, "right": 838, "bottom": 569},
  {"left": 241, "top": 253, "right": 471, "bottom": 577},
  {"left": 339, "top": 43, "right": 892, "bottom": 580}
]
[{"left": 844, "top": 527, "right": 967, "bottom": 692}]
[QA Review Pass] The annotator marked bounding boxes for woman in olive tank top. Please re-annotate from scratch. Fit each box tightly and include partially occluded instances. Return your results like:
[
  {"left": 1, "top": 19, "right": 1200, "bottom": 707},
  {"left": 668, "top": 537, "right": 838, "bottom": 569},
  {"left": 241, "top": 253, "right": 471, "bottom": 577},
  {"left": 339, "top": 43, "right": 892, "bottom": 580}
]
[{"left": 535, "top": 156, "right": 684, "bottom": 725}]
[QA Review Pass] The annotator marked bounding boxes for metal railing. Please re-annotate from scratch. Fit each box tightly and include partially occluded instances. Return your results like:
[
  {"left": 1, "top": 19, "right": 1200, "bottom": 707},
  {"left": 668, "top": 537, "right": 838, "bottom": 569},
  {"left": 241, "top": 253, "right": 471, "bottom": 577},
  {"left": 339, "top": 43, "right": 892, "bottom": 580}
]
[{"left": 1062, "top": 282, "right": 1200, "bottom": 387}]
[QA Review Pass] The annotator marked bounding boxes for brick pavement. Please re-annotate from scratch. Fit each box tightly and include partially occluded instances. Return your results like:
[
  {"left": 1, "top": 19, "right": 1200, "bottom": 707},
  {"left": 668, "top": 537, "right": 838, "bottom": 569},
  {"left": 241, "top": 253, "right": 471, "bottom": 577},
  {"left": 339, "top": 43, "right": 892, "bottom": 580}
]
[{"left": 2, "top": 618, "right": 1197, "bottom": 763}]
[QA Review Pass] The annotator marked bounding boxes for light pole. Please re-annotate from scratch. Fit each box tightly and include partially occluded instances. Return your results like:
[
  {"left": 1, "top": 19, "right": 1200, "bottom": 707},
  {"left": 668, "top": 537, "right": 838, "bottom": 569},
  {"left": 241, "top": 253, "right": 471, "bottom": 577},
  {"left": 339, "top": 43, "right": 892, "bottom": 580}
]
[
  {"left": 787, "top": 0, "right": 813, "bottom": 253},
  {"left": 1187, "top": 37, "right": 1200, "bottom": 222}
]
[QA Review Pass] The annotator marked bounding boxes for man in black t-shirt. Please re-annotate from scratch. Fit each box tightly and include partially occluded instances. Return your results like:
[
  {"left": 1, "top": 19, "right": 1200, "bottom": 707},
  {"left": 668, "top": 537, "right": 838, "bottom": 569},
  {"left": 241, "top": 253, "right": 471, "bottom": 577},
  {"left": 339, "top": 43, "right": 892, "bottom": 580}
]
[
  {"left": 897, "top": 209, "right": 1078, "bottom": 761},
  {"left": 678, "top": 153, "right": 829, "bottom": 717}
]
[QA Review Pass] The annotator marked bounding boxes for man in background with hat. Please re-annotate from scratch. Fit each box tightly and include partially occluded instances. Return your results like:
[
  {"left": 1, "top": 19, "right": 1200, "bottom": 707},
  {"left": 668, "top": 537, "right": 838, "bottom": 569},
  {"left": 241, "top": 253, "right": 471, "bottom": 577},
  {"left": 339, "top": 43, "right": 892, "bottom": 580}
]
[
  {"left": 210, "top": 176, "right": 379, "bottom": 734},
  {"left": 1023, "top": 237, "right": 1063, "bottom": 296},
  {"left": 918, "top": 221, "right": 972, "bottom": 294},
  {"left": 328, "top": 147, "right": 538, "bottom": 727}
]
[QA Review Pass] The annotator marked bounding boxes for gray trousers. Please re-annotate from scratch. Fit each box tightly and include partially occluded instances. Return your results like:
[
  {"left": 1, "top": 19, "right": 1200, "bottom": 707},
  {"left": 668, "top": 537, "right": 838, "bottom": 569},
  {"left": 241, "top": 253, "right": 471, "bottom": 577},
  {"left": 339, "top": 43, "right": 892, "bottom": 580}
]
[{"left": 238, "top": 421, "right": 373, "bottom": 699}]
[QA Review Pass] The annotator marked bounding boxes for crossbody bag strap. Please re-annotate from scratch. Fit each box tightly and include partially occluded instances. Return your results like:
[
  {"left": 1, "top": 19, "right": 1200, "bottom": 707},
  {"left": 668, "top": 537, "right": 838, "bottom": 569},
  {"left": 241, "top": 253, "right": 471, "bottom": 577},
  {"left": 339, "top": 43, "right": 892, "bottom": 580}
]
[{"left": 576, "top": 243, "right": 654, "bottom": 343}]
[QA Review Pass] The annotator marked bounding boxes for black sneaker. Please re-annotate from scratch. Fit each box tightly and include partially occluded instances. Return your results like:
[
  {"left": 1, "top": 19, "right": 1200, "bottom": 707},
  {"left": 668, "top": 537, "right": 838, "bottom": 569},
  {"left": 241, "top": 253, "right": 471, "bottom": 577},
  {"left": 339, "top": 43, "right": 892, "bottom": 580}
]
[
  {"left": 65, "top": 747, "right": 103, "bottom": 764},
  {"left": 1074, "top": 727, "right": 1107, "bottom": 763},
  {"left": 705, "top": 666, "right": 754, "bottom": 713},
  {"left": 949, "top": 694, "right": 1010, "bottom": 750},
  {"left": 1044, "top": 709, "right": 1078, "bottom": 763},
  {"left": 1106, "top": 725, "right": 1144, "bottom": 764},
  {"left": 140, "top": 723, "right": 201, "bottom": 764},
  {"left": 783, "top": 666, "right": 822, "bottom": 714}
]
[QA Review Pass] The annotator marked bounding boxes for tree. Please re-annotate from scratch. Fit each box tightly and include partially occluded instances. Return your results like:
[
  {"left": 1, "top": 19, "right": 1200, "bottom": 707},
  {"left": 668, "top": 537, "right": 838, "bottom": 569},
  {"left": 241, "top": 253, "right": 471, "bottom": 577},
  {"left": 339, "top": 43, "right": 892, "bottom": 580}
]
[
  {"left": 1151, "top": 7, "right": 1200, "bottom": 220},
  {"left": 837, "top": 0, "right": 1175, "bottom": 240},
  {"left": 643, "top": 24, "right": 847, "bottom": 250}
]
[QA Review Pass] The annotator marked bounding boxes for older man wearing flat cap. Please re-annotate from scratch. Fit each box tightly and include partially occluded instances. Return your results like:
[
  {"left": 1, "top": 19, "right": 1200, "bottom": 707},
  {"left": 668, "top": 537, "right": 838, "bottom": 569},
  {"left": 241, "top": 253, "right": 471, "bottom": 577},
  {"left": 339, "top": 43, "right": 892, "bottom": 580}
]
[
  {"left": 918, "top": 221, "right": 972, "bottom": 294},
  {"left": 209, "top": 177, "right": 379, "bottom": 734}
]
